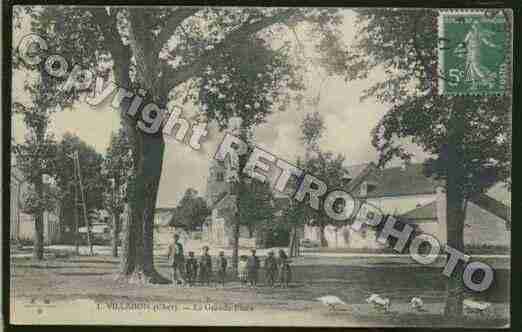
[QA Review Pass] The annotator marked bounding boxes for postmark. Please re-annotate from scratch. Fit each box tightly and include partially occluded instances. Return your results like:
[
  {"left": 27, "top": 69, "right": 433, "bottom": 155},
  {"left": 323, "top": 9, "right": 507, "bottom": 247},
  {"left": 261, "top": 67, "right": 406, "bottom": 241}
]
[{"left": 437, "top": 10, "right": 509, "bottom": 95}]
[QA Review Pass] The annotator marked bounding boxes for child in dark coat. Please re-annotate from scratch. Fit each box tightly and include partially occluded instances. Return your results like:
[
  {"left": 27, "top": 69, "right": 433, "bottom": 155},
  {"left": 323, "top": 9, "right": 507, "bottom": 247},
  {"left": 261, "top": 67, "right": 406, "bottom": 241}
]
[
  {"left": 199, "top": 246, "right": 212, "bottom": 286},
  {"left": 217, "top": 251, "right": 227, "bottom": 287},
  {"left": 185, "top": 251, "right": 198, "bottom": 286},
  {"left": 247, "top": 249, "right": 260, "bottom": 287},
  {"left": 264, "top": 251, "right": 278, "bottom": 287},
  {"left": 278, "top": 249, "right": 291, "bottom": 288}
]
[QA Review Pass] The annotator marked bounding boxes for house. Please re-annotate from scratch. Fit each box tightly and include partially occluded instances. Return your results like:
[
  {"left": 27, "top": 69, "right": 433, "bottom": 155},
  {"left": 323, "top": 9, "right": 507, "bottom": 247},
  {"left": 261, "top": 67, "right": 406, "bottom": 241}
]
[
  {"left": 304, "top": 162, "right": 511, "bottom": 250},
  {"left": 401, "top": 190, "right": 511, "bottom": 247},
  {"left": 154, "top": 207, "right": 178, "bottom": 227},
  {"left": 202, "top": 159, "right": 252, "bottom": 247},
  {"left": 10, "top": 153, "right": 61, "bottom": 245},
  {"left": 202, "top": 157, "right": 296, "bottom": 248}
]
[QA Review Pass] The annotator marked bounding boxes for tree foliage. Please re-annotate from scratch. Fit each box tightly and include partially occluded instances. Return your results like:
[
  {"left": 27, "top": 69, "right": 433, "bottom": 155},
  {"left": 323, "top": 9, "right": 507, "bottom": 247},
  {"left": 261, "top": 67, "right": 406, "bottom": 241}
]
[
  {"left": 300, "top": 111, "right": 325, "bottom": 152},
  {"left": 55, "top": 133, "right": 105, "bottom": 209},
  {"left": 347, "top": 9, "right": 510, "bottom": 196},
  {"left": 238, "top": 180, "right": 275, "bottom": 238},
  {"left": 103, "top": 128, "right": 133, "bottom": 215},
  {"left": 12, "top": 50, "right": 62, "bottom": 259},
  {"left": 301, "top": 151, "right": 349, "bottom": 230},
  {"left": 171, "top": 188, "right": 210, "bottom": 231},
  {"left": 19, "top": 6, "right": 354, "bottom": 279},
  {"left": 347, "top": 8, "right": 511, "bottom": 316}
]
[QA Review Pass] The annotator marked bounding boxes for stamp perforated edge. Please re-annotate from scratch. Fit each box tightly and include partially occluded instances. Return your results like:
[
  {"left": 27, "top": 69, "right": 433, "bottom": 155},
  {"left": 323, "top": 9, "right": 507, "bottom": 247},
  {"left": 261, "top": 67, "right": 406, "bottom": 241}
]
[{"left": 436, "top": 9, "right": 512, "bottom": 97}]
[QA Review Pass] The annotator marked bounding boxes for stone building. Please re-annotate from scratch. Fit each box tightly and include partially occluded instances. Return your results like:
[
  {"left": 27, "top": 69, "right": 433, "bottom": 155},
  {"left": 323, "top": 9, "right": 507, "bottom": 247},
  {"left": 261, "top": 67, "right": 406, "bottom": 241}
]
[
  {"left": 304, "top": 162, "right": 511, "bottom": 250},
  {"left": 202, "top": 159, "right": 252, "bottom": 247}
]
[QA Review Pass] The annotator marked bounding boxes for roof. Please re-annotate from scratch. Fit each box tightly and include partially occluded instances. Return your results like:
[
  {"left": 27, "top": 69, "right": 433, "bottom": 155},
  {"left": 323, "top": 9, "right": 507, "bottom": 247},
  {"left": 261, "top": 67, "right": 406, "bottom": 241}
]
[
  {"left": 211, "top": 191, "right": 230, "bottom": 210},
  {"left": 155, "top": 207, "right": 176, "bottom": 213},
  {"left": 401, "top": 202, "right": 437, "bottom": 222},
  {"left": 343, "top": 163, "right": 371, "bottom": 181},
  {"left": 401, "top": 193, "right": 510, "bottom": 224},
  {"left": 344, "top": 163, "right": 377, "bottom": 194},
  {"left": 470, "top": 194, "right": 510, "bottom": 222},
  {"left": 349, "top": 163, "right": 441, "bottom": 198}
]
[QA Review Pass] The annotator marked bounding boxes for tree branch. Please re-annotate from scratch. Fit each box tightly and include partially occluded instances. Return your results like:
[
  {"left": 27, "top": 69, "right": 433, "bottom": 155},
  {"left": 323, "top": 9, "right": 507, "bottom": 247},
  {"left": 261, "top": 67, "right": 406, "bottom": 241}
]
[
  {"left": 154, "top": 8, "right": 201, "bottom": 53},
  {"left": 90, "top": 8, "right": 131, "bottom": 65},
  {"left": 160, "top": 8, "right": 299, "bottom": 91}
]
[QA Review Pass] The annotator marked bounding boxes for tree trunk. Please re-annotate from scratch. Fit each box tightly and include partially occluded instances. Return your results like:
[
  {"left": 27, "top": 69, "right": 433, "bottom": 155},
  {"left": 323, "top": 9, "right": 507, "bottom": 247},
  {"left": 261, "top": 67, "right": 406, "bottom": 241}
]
[
  {"left": 73, "top": 181, "right": 80, "bottom": 255},
  {"left": 288, "top": 226, "right": 299, "bottom": 257},
  {"left": 33, "top": 177, "right": 44, "bottom": 260},
  {"left": 443, "top": 101, "right": 466, "bottom": 317},
  {"left": 111, "top": 212, "right": 120, "bottom": 257},
  {"left": 443, "top": 170, "right": 466, "bottom": 317},
  {"left": 114, "top": 11, "right": 169, "bottom": 284},
  {"left": 118, "top": 128, "right": 169, "bottom": 284},
  {"left": 319, "top": 225, "right": 328, "bottom": 247},
  {"left": 232, "top": 184, "right": 241, "bottom": 275}
]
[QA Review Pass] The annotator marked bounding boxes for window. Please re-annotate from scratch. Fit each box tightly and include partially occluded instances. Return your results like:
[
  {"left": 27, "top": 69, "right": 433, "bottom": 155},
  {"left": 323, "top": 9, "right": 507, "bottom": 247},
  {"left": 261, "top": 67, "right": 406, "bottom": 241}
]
[{"left": 216, "top": 172, "right": 224, "bottom": 182}]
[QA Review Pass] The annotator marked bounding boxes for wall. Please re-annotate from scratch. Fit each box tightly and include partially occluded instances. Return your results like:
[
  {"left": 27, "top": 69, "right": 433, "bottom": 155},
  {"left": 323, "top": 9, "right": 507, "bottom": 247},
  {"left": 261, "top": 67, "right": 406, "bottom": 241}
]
[
  {"left": 464, "top": 201, "right": 510, "bottom": 247},
  {"left": 16, "top": 212, "right": 60, "bottom": 245},
  {"left": 366, "top": 193, "right": 437, "bottom": 216},
  {"left": 305, "top": 224, "right": 386, "bottom": 250}
]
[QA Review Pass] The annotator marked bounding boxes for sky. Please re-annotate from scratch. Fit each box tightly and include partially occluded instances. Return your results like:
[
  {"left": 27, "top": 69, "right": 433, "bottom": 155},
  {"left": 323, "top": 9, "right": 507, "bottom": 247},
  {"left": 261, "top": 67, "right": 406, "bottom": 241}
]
[{"left": 14, "top": 8, "right": 508, "bottom": 209}]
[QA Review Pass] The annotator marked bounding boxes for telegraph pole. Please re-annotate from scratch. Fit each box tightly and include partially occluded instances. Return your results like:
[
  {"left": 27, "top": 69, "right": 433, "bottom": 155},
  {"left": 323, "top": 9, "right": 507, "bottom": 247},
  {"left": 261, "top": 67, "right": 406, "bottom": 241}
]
[
  {"left": 69, "top": 150, "right": 93, "bottom": 256},
  {"left": 71, "top": 181, "right": 80, "bottom": 255},
  {"left": 74, "top": 151, "right": 93, "bottom": 256}
]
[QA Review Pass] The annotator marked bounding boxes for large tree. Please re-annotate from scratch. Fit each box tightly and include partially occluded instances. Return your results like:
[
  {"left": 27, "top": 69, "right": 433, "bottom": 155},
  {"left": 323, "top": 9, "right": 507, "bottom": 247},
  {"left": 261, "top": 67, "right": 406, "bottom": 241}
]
[
  {"left": 172, "top": 188, "right": 210, "bottom": 231},
  {"left": 12, "top": 72, "right": 59, "bottom": 260},
  {"left": 346, "top": 9, "right": 511, "bottom": 317},
  {"left": 301, "top": 151, "right": 349, "bottom": 247},
  {"left": 24, "top": 6, "right": 352, "bottom": 282},
  {"left": 239, "top": 180, "right": 275, "bottom": 241}
]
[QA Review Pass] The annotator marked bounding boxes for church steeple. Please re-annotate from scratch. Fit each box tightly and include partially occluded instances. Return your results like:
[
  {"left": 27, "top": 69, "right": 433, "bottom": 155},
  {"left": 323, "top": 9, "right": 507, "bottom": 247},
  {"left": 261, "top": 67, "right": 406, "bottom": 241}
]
[{"left": 206, "top": 116, "right": 243, "bottom": 207}]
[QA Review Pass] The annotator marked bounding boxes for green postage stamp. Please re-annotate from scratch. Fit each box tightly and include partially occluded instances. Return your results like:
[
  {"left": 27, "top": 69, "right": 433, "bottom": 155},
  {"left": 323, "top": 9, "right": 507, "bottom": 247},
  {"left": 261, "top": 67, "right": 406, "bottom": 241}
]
[{"left": 437, "top": 10, "right": 510, "bottom": 95}]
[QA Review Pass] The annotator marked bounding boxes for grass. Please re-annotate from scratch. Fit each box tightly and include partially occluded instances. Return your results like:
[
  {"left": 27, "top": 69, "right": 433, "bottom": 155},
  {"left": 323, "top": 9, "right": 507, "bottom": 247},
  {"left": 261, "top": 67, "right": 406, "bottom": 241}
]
[{"left": 9, "top": 253, "right": 510, "bottom": 327}]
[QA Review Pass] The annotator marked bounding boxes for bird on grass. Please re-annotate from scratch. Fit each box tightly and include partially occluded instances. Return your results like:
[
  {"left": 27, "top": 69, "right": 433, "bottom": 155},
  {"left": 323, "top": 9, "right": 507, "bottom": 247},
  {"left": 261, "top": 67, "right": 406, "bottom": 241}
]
[
  {"left": 463, "top": 299, "right": 492, "bottom": 315},
  {"left": 366, "top": 293, "right": 391, "bottom": 312},
  {"left": 410, "top": 297, "right": 425, "bottom": 312},
  {"left": 317, "top": 295, "right": 347, "bottom": 311}
]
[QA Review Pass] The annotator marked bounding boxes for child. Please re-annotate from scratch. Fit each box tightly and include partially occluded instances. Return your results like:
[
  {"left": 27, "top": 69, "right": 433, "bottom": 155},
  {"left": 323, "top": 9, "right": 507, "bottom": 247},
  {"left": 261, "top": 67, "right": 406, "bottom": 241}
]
[
  {"left": 278, "top": 249, "right": 291, "bottom": 288},
  {"left": 264, "top": 250, "right": 278, "bottom": 287},
  {"left": 238, "top": 255, "right": 248, "bottom": 286},
  {"left": 199, "top": 246, "right": 212, "bottom": 286},
  {"left": 217, "top": 251, "right": 227, "bottom": 287},
  {"left": 247, "top": 249, "right": 260, "bottom": 287},
  {"left": 185, "top": 251, "right": 198, "bottom": 286},
  {"left": 167, "top": 233, "right": 185, "bottom": 286}
]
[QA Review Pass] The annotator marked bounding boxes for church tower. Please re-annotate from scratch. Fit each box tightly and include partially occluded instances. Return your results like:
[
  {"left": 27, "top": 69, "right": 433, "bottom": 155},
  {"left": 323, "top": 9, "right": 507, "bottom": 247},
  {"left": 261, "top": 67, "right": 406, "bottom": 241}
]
[
  {"left": 205, "top": 159, "right": 231, "bottom": 207},
  {"left": 205, "top": 115, "right": 243, "bottom": 208}
]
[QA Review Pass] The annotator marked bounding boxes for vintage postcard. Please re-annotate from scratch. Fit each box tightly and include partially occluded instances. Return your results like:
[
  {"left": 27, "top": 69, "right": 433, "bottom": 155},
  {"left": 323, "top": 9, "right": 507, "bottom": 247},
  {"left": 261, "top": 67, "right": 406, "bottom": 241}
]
[{"left": 7, "top": 5, "right": 512, "bottom": 328}]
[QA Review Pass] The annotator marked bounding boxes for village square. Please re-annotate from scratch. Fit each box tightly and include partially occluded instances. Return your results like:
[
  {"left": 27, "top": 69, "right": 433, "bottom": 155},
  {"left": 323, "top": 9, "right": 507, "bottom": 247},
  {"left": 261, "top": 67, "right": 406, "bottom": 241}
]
[{"left": 8, "top": 6, "right": 511, "bottom": 328}]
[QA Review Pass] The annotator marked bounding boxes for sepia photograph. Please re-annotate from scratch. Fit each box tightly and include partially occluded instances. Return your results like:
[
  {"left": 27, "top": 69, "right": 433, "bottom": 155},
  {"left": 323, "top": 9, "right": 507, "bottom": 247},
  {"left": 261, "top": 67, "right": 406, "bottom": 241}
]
[{"left": 6, "top": 4, "right": 512, "bottom": 328}]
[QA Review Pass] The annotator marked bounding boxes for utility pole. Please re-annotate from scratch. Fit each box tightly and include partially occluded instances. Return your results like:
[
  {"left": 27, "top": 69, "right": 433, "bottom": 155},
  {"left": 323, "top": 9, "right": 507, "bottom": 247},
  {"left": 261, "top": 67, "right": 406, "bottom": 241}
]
[
  {"left": 70, "top": 181, "right": 79, "bottom": 256},
  {"left": 68, "top": 150, "right": 93, "bottom": 256}
]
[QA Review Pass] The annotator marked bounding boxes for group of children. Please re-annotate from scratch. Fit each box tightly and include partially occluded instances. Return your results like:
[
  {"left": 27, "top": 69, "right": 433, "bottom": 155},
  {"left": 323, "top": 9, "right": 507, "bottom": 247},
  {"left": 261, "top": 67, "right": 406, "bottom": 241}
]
[
  {"left": 167, "top": 234, "right": 291, "bottom": 288},
  {"left": 238, "top": 249, "right": 291, "bottom": 288},
  {"left": 183, "top": 246, "right": 227, "bottom": 286}
]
